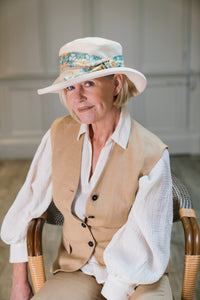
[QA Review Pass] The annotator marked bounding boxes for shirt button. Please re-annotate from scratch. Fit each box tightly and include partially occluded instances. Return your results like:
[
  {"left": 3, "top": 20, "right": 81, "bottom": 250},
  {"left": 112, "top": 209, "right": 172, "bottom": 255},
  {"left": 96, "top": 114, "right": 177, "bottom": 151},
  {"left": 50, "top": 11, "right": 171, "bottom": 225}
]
[
  {"left": 81, "top": 223, "right": 86, "bottom": 228},
  {"left": 88, "top": 241, "right": 94, "bottom": 247},
  {"left": 88, "top": 216, "right": 95, "bottom": 219},
  {"left": 92, "top": 195, "right": 98, "bottom": 201}
]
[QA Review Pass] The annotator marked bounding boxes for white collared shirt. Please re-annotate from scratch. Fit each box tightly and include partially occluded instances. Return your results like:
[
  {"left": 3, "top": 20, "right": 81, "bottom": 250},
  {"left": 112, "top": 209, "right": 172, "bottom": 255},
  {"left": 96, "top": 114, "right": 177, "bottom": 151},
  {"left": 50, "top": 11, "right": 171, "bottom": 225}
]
[
  {"left": 1, "top": 107, "right": 173, "bottom": 300},
  {"left": 72, "top": 106, "right": 131, "bottom": 221}
]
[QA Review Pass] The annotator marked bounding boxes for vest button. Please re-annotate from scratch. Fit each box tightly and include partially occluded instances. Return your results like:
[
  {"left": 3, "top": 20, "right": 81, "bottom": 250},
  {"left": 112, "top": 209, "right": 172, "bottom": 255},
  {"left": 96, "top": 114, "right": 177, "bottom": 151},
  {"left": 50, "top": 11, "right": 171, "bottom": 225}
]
[
  {"left": 92, "top": 195, "right": 98, "bottom": 201},
  {"left": 81, "top": 223, "right": 86, "bottom": 228},
  {"left": 88, "top": 241, "right": 94, "bottom": 247}
]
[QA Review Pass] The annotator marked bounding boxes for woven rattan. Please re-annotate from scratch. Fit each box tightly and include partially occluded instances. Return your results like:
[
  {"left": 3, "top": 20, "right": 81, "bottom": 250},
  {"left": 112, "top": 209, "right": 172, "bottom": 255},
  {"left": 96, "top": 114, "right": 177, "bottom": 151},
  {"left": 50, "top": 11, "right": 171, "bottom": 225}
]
[
  {"left": 172, "top": 173, "right": 193, "bottom": 222},
  {"left": 182, "top": 255, "right": 200, "bottom": 300},
  {"left": 46, "top": 200, "right": 64, "bottom": 225},
  {"left": 28, "top": 255, "right": 46, "bottom": 293},
  {"left": 179, "top": 208, "right": 196, "bottom": 219}
]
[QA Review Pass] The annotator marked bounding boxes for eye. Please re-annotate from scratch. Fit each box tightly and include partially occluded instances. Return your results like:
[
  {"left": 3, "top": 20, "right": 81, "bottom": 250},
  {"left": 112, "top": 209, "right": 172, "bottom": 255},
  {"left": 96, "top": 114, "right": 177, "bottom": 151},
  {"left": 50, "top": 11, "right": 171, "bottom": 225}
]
[
  {"left": 84, "top": 81, "right": 94, "bottom": 87},
  {"left": 66, "top": 85, "right": 75, "bottom": 91}
]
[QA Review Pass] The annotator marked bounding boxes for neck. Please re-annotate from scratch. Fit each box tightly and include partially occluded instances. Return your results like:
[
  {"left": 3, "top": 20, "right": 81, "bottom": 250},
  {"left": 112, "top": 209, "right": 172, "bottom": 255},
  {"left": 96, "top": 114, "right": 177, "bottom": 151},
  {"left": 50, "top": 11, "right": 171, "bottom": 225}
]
[{"left": 89, "top": 107, "right": 121, "bottom": 147}]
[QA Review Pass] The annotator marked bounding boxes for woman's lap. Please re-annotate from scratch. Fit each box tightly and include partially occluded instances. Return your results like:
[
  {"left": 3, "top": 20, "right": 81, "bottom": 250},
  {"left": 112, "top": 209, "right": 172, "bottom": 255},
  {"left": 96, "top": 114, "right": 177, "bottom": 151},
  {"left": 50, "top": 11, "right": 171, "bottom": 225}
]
[
  {"left": 32, "top": 272, "right": 172, "bottom": 300},
  {"left": 32, "top": 271, "right": 105, "bottom": 300}
]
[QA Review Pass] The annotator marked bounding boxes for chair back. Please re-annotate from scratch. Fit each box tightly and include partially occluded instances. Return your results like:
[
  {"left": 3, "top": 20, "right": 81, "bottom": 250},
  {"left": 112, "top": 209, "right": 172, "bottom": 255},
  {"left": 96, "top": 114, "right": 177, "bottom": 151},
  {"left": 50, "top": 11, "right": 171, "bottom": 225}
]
[
  {"left": 46, "top": 201, "right": 64, "bottom": 225},
  {"left": 171, "top": 173, "right": 193, "bottom": 222}
]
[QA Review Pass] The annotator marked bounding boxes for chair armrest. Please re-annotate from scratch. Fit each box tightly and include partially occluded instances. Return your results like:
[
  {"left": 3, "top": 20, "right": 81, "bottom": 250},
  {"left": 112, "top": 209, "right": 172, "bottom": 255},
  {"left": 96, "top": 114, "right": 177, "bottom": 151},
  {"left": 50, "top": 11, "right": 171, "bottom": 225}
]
[
  {"left": 172, "top": 174, "right": 200, "bottom": 299},
  {"left": 27, "top": 219, "right": 37, "bottom": 257},
  {"left": 190, "top": 217, "right": 200, "bottom": 255},
  {"left": 27, "top": 214, "right": 46, "bottom": 293},
  {"left": 27, "top": 205, "right": 63, "bottom": 294},
  {"left": 181, "top": 219, "right": 200, "bottom": 299},
  {"left": 180, "top": 211, "right": 200, "bottom": 300},
  {"left": 35, "top": 216, "right": 46, "bottom": 256}
]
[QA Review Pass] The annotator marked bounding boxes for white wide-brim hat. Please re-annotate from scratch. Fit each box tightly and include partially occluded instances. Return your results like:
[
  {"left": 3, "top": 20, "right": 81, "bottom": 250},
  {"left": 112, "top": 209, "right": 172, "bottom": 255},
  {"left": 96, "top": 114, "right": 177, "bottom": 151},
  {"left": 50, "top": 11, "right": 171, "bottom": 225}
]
[{"left": 37, "top": 37, "right": 147, "bottom": 96}]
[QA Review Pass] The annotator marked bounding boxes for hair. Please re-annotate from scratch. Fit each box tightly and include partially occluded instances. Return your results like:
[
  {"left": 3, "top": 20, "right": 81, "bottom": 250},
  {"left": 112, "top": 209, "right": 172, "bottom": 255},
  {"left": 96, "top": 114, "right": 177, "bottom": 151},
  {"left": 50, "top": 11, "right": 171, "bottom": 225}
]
[
  {"left": 59, "top": 74, "right": 138, "bottom": 122},
  {"left": 114, "top": 74, "right": 138, "bottom": 108}
]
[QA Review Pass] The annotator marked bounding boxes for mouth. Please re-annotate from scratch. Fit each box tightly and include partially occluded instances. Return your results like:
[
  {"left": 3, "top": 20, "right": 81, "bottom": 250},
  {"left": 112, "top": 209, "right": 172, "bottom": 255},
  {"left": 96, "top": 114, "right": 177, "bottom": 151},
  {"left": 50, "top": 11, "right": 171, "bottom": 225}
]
[{"left": 77, "top": 105, "right": 94, "bottom": 113}]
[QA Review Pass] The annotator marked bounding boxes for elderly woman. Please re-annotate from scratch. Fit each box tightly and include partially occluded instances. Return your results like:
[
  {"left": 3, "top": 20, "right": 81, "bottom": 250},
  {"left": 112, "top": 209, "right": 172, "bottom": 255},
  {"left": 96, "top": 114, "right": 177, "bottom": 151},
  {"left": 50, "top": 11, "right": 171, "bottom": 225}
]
[{"left": 1, "top": 37, "right": 173, "bottom": 300}]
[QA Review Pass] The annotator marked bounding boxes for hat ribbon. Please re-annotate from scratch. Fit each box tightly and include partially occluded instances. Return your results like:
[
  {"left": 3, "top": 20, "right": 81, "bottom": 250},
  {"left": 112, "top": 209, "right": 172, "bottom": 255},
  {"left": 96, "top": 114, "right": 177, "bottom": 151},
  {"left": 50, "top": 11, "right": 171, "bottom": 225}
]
[{"left": 59, "top": 52, "right": 124, "bottom": 81}]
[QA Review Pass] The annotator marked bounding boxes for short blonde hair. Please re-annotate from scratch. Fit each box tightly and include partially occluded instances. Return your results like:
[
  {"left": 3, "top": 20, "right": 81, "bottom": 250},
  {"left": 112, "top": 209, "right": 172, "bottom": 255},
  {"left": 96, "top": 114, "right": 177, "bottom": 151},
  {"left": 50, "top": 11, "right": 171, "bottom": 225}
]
[
  {"left": 114, "top": 74, "right": 138, "bottom": 108},
  {"left": 59, "top": 74, "right": 138, "bottom": 122}
]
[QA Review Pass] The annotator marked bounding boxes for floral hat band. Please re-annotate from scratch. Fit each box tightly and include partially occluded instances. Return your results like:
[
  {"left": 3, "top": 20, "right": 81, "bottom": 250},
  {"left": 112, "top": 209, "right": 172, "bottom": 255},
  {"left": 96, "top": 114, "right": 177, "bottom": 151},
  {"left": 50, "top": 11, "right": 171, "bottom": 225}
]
[
  {"left": 59, "top": 52, "right": 124, "bottom": 81},
  {"left": 37, "top": 37, "right": 147, "bottom": 95}
]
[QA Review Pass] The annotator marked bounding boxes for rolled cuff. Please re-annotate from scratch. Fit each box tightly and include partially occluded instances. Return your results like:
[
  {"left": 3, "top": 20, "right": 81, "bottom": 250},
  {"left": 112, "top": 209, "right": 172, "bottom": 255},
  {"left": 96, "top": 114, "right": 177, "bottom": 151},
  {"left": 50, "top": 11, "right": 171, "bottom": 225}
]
[
  {"left": 101, "top": 274, "right": 136, "bottom": 300},
  {"left": 10, "top": 241, "right": 28, "bottom": 263}
]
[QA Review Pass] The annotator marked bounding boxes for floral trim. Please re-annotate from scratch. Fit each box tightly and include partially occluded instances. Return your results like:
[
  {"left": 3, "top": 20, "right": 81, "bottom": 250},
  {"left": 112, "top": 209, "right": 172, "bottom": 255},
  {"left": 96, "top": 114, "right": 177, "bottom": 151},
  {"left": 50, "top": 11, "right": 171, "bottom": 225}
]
[{"left": 59, "top": 52, "right": 124, "bottom": 81}]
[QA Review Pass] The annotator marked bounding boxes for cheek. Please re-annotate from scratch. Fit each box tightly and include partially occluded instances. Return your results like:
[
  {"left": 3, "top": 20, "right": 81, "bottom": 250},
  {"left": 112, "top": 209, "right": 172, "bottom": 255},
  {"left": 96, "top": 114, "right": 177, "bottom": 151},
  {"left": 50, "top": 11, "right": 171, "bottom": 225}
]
[
  {"left": 101, "top": 92, "right": 115, "bottom": 109},
  {"left": 66, "top": 95, "right": 75, "bottom": 110},
  {"left": 95, "top": 87, "right": 114, "bottom": 104}
]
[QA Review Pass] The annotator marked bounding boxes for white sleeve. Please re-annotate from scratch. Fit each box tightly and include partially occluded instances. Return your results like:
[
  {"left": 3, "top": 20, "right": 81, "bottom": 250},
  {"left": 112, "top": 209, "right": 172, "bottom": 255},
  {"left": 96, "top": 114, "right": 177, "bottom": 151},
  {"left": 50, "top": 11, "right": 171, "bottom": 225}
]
[
  {"left": 101, "top": 149, "right": 173, "bottom": 300},
  {"left": 0, "top": 129, "right": 53, "bottom": 263}
]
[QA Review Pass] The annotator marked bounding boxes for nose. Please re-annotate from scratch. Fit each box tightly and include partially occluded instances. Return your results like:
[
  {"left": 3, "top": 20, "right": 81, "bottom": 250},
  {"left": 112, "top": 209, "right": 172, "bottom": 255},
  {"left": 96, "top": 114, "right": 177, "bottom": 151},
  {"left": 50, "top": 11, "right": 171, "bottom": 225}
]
[{"left": 74, "top": 85, "right": 87, "bottom": 103}]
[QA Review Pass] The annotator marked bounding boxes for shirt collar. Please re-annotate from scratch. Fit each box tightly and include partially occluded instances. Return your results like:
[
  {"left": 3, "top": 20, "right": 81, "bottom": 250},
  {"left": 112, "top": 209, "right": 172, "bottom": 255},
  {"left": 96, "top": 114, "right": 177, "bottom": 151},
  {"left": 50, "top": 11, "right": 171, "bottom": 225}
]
[
  {"left": 77, "top": 106, "right": 131, "bottom": 150},
  {"left": 77, "top": 123, "right": 88, "bottom": 140}
]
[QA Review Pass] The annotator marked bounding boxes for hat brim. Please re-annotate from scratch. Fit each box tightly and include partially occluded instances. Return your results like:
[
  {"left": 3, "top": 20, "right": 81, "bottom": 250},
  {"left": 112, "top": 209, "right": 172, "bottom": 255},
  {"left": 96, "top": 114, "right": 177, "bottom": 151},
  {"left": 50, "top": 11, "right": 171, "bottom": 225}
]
[{"left": 37, "top": 67, "right": 146, "bottom": 96}]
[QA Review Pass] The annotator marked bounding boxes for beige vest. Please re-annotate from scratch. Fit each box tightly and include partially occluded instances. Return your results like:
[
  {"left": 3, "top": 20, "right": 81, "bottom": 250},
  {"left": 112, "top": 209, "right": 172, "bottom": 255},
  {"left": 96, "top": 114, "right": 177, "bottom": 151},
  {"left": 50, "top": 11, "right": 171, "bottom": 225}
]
[{"left": 50, "top": 115, "right": 167, "bottom": 273}]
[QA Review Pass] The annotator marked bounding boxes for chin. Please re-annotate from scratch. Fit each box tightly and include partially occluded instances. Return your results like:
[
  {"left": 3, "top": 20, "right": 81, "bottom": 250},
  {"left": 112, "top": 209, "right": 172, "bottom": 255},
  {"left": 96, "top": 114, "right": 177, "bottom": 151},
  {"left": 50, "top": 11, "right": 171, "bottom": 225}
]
[
  {"left": 78, "top": 115, "right": 97, "bottom": 125},
  {"left": 80, "top": 119, "right": 95, "bottom": 125}
]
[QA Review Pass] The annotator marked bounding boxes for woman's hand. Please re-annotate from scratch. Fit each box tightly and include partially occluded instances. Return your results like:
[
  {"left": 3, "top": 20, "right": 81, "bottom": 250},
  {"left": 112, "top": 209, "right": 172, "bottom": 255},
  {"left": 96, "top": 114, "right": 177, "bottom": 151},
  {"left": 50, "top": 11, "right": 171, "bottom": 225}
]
[{"left": 10, "top": 262, "right": 34, "bottom": 300}]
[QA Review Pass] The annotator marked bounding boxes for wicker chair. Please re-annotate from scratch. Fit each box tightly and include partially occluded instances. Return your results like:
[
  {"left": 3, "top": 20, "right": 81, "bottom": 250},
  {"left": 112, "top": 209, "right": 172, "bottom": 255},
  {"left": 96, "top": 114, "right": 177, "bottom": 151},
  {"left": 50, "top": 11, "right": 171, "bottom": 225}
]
[{"left": 27, "top": 174, "right": 200, "bottom": 299}]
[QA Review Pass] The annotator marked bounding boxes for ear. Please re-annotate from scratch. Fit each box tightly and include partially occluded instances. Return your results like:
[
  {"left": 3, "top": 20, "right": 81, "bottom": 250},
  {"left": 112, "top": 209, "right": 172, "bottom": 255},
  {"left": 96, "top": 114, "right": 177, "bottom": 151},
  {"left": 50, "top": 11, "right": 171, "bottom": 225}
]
[{"left": 113, "top": 74, "right": 123, "bottom": 96}]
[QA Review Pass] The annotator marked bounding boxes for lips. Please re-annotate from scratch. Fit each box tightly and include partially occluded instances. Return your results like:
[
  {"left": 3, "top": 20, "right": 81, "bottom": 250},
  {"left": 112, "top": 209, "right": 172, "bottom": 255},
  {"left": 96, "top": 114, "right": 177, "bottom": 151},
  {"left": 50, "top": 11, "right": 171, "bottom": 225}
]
[{"left": 77, "top": 105, "right": 94, "bottom": 112}]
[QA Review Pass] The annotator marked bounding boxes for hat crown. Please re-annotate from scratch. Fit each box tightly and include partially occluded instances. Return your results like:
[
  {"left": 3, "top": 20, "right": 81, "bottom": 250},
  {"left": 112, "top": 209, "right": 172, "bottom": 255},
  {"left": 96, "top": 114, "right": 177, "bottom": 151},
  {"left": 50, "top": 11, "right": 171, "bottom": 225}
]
[
  {"left": 37, "top": 37, "right": 146, "bottom": 96},
  {"left": 59, "top": 37, "right": 123, "bottom": 59}
]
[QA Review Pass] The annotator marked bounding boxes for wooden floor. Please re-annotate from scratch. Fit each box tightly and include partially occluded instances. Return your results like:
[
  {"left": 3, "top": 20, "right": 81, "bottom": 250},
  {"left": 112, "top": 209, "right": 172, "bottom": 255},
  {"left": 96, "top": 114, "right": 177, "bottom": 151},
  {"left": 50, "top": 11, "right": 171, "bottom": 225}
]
[{"left": 0, "top": 156, "right": 200, "bottom": 300}]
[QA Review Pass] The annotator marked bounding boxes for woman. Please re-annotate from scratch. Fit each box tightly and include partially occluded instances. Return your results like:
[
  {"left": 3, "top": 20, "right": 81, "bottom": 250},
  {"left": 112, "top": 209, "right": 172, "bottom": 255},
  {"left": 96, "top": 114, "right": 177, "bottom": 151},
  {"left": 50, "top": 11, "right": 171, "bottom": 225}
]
[{"left": 1, "top": 37, "right": 173, "bottom": 300}]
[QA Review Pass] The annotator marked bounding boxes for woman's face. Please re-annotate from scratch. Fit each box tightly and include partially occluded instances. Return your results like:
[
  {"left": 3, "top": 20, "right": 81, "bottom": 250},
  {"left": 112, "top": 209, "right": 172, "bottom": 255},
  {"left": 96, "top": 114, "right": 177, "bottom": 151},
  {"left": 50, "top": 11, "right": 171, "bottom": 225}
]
[{"left": 65, "top": 75, "right": 122, "bottom": 125}]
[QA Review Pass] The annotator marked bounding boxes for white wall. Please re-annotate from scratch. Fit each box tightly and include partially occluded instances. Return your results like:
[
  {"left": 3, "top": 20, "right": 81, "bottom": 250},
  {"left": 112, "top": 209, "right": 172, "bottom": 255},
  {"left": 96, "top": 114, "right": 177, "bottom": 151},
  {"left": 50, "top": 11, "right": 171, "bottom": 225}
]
[{"left": 0, "top": 0, "right": 199, "bottom": 158}]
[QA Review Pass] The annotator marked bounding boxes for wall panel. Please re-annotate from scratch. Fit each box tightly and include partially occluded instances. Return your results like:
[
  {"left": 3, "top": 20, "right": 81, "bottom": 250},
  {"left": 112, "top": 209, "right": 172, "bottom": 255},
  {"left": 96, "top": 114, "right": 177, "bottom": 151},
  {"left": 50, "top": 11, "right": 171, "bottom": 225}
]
[
  {"left": 42, "top": 0, "right": 92, "bottom": 74},
  {"left": 0, "top": 0, "right": 199, "bottom": 157},
  {"left": 141, "top": 0, "right": 188, "bottom": 73},
  {"left": 0, "top": 0, "right": 43, "bottom": 77},
  {"left": 127, "top": 77, "right": 188, "bottom": 133},
  {"left": 9, "top": 89, "right": 43, "bottom": 136},
  {"left": 190, "top": 0, "right": 200, "bottom": 71},
  {"left": 0, "top": 87, "right": 9, "bottom": 137},
  {"left": 92, "top": 0, "right": 141, "bottom": 69},
  {"left": 42, "top": 93, "right": 68, "bottom": 131}
]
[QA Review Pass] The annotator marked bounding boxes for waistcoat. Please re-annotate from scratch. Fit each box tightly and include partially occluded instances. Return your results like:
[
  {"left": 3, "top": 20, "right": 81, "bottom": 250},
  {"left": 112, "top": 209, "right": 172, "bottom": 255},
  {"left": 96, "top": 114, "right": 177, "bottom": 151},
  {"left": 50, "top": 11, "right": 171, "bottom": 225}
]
[{"left": 50, "top": 115, "right": 167, "bottom": 273}]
